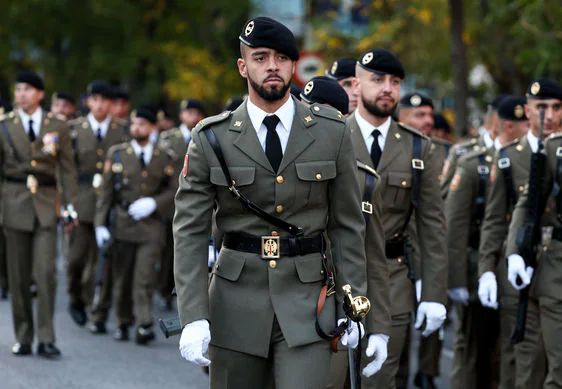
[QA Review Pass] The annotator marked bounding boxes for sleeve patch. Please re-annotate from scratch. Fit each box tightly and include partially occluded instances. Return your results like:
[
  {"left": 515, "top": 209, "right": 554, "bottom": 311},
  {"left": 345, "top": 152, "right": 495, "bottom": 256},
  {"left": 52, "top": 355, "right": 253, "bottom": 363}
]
[
  {"left": 490, "top": 164, "right": 497, "bottom": 182},
  {"left": 450, "top": 173, "right": 461, "bottom": 191},
  {"left": 183, "top": 155, "right": 189, "bottom": 177}
]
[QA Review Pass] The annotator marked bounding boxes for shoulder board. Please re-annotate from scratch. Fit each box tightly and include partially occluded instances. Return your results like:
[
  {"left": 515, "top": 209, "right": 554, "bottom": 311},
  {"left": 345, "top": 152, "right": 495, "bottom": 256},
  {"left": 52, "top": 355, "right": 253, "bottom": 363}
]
[
  {"left": 118, "top": 118, "right": 129, "bottom": 126},
  {"left": 461, "top": 148, "right": 487, "bottom": 161},
  {"left": 547, "top": 132, "right": 562, "bottom": 140},
  {"left": 193, "top": 111, "right": 232, "bottom": 133},
  {"left": 455, "top": 137, "right": 479, "bottom": 148},
  {"left": 161, "top": 127, "right": 181, "bottom": 140},
  {"left": 0, "top": 113, "right": 5, "bottom": 121},
  {"left": 356, "top": 160, "right": 380, "bottom": 178},
  {"left": 500, "top": 137, "right": 522, "bottom": 151},
  {"left": 397, "top": 122, "right": 427, "bottom": 139},
  {"left": 113, "top": 142, "right": 130, "bottom": 150},
  {"left": 7, "top": 111, "right": 16, "bottom": 120},
  {"left": 431, "top": 137, "right": 450, "bottom": 146},
  {"left": 309, "top": 103, "right": 345, "bottom": 123},
  {"left": 46, "top": 111, "right": 66, "bottom": 122}
]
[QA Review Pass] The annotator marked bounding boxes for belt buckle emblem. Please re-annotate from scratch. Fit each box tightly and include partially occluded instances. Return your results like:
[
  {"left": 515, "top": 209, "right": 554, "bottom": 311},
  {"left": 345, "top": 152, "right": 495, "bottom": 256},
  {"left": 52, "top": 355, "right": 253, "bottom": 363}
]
[
  {"left": 261, "top": 236, "right": 280, "bottom": 259},
  {"left": 361, "top": 201, "right": 373, "bottom": 214},
  {"left": 26, "top": 174, "right": 38, "bottom": 194},
  {"left": 411, "top": 159, "right": 424, "bottom": 170}
]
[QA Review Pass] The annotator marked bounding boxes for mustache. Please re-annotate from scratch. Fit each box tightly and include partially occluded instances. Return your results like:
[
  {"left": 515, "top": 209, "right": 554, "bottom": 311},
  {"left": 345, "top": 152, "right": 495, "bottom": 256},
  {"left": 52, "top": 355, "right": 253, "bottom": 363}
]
[{"left": 264, "top": 75, "right": 283, "bottom": 82}]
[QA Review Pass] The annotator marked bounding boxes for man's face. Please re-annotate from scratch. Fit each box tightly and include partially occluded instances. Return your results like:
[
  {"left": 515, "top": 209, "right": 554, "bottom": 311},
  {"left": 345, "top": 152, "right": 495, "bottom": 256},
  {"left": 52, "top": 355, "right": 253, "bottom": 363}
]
[
  {"left": 15, "top": 83, "right": 44, "bottom": 113},
  {"left": 431, "top": 128, "right": 448, "bottom": 140},
  {"left": 525, "top": 98, "right": 562, "bottom": 139},
  {"left": 51, "top": 98, "right": 75, "bottom": 119},
  {"left": 87, "top": 95, "right": 112, "bottom": 121},
  {"left": 337, "top": 76, "right": 357, "bottom": 114},
  {"left": 130, "top": 117, "right": 154, "bottom": 141},
  {"left": 398, "top": 106, "right": 434, "bottom": 136},
  {"left": 180, "top": 108, "right": 205, "bottom": 130},
  {"left": 511, "top": 120, "right": 529, "bottom": 139},
  {"left": 353, "top": 70, "right": 401, "bottom": 118},
  {"left": 237, "top": 46, "right": 295, "bottom": 102},
  {"left": 111, "top": 98, "right": 130, "bottom": 120}
]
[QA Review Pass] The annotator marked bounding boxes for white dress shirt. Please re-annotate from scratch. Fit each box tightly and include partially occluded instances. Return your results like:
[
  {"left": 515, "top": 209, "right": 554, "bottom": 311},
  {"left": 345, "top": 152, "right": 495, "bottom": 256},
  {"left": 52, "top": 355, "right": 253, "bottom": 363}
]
[
  {"left": 355, "top": 110, "right": 392, "bottom": 152},
  {"left": 494, "top": 137, "right": 503, "bottom": 151},
  {"left": 180, "top": 123, "right": 192, "bottom": 144},
  {"left": 18, "top": 107, "right": 43, "bottom": 136},
  {"left": 527, "top": 131, "right": 539, "bottom": 153},
  {"left": 246, "top": 97, "right": 295, "bottom": 154},
  {"left": 87, "top": 113, "right": 112, "bottom": 139},
  {"left": 131, "top": 140, "right": 154, "bottom": 166},
  {"left": 483, "top": 130, "right": 494, "bottom": 149}
]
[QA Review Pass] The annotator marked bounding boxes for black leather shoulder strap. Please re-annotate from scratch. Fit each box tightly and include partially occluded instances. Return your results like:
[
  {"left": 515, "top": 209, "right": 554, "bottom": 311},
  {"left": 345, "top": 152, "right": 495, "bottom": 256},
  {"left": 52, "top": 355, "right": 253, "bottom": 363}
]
[
  {"left": 499, "top": 148, "right": 517, "bottom": 212},
  {"left": 401, "top": 134, "right": 423, "bottom": 234}
]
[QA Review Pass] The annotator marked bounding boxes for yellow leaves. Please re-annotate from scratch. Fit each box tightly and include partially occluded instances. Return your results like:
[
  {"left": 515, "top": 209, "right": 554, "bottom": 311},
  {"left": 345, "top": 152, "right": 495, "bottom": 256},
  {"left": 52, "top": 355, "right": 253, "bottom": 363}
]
[
  {"left": 418, "top": 8, "right": 432, "bottom": 25},
  {"left": 463, "top": 31, "right": 472, "bottom": 44}
]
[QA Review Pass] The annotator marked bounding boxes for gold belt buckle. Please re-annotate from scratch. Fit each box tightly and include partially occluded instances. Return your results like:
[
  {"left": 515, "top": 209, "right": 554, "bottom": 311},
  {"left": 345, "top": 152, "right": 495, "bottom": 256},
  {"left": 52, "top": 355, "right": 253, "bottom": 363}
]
[
  {"left": 26, "top": 174, "right": 38, "bottom": 194},
  {"left": 361, "top": 201, "right": 373, "bottom": 214},
  {"left": 261, "top": 236, "right": 280, "bottom": 259}
]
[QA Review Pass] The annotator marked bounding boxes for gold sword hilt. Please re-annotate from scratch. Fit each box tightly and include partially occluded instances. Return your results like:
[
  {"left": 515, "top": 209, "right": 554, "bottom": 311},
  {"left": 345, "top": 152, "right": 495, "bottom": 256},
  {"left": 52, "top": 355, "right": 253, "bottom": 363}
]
[{"left": 342, "top": 284, "right": 371, "bottom": 322}]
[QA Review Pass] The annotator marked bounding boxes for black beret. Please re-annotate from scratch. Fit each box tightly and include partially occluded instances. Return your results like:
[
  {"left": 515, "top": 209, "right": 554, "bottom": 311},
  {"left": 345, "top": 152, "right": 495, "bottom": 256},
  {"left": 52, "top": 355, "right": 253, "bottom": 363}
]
[
  {"left": 113, "top": 88, "right": 130, "bottom": 101},
  {"left": 433, "top": 113, "right": 450, "bottom": 132},
  {"left": 490, "top": 94, "right": 508, "bottom": 110},
  {"left": 497, "top": 95, "right": 527, "bottom": 121},
  {"left": 526, "top": 78, "right": 562, "bottom": 100},
  {"left": 239, "top": 17, "right": 299, "bottom": 61},
  {"left": 358, "top": 49, "right": 405, "bottom": 79},
  {"left": 52, "top": 92, "right": 76, "bottom": 105},
  {"left": 399, "top": 93, "right": 433, "bottom": 108},
  {"left": 132, "top": 104, "right": 158, "bottom": 124},
  {"left": 87, "top": 80, "right": 113, "bottom": 99},
  {"left": 180, "top": 98, "right": 205, "bottom": 114},
  {"left": 223, "top": 97, "right": 244, "bottom": 112},
  {"left": 16, "top": 70, "right": 44, "bottom": 91},
  {"left": 290, "top": 85, "right": 303, "bottom": 101},
  {"left": 300, "top": 76, "right": 349, "bottom": 115},
  {"left": 325, "top": 58, "right": 356, "bottom": 80}
]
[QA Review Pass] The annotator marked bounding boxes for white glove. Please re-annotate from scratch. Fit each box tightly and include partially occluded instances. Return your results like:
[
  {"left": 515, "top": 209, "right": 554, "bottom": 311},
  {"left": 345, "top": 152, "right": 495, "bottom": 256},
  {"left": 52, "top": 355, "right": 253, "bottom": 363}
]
[
  {"left": 179, "top": 319, "right": 211, "bottom": 366},
  {"left": 362, "top": 334, "right": 389, "bottom": 377},
  {"left": 415, "top": 302, "right": 446, "bottom": 337},
  {"left": 415, "top": 279, "right": 422, "bottom": 303},
  {"left": 95, "top": 226, "right": 111, "bottom": 248},
  {"left": 338, "top": 319, "right": 365, "bottom": 350},
  {"left": 448, "top": 287, "right": 470, "bottom": 305},
  {"left": 478, "top": 271, "right": 498, "bottom": 309},
  {"left": 128, "top": 197, "right": 157, "bottom": 221},
  {"left": 507, "top": 254, "right": 534, "bottom": 291}
]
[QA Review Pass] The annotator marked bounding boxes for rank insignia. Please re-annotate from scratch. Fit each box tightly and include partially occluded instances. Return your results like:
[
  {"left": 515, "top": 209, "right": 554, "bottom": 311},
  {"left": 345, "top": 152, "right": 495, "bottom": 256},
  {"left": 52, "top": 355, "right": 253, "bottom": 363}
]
[
  {"left": 165, "top": 165, "right": 174, "bottom": 176},
  {"left": 304, "top": 81, "right": 314, "bottom": 95},
  {"left": 331, "top": 61, "right": 338, "bottom": 75},
  {"left": 530, "top": 82, "right": 540, "bottom": 95},
  {"left": 183, "top": 155, "right": 189, "bottom": 177},
  {"left": 234, "top": 121, "right": 243, "bottom": 127},
  {"left": 441, "top": 161, "right": 451, "bottom": 179},
  {"left": 304, "top": 116, "right": 313, "bottom": 123},
  {"left": 362, "top": 52, "right": 373, "bottom": 65}
]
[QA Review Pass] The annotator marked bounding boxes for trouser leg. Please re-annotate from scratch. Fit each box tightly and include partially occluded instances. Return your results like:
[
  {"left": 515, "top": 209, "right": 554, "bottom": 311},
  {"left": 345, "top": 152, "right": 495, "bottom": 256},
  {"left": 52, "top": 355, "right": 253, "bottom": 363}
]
[
  {"left": 112, "top": 240, "right": 135, "bottom": 327},
  {"left": 133, "top": 240, "right": 159, "bottom": 327},
  {"left": 418, "top": 329, "right": 442, "bottom": 377},
  {"left": 539, "top": 295, "right": 562, "bottom": 389}
]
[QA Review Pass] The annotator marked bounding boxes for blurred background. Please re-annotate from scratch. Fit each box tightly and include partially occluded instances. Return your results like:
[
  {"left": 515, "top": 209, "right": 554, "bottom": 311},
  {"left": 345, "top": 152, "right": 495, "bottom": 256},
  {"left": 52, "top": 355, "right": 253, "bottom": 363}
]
[{"left": 1, "top": 0, "right": 561, "bottom": 138}]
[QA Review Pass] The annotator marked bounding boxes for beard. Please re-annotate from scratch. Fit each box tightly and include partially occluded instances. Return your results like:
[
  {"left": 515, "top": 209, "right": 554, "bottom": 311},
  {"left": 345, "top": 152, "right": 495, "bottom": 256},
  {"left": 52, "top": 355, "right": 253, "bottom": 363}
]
[
  {"left": 362, "top": 96, "right": 396, "bottom": 118},
  {"left": 248, "top": 73, "right": 290, "bottom": 102},
  {"left": 133, "top": 135, "right": 150, "bottom": 143}
]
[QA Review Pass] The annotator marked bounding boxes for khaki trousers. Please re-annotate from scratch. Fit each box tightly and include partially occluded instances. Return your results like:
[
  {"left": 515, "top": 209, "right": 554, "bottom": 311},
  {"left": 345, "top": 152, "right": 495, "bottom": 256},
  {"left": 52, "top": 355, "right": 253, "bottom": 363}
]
[
  {"left": 158, "top": 221, "right": 175, "bottom": 299},
  {"left": 539, "top": 296, "right": 562, "bottom": 389},
  {"left": 66, "top": 223, "right": 97, "bottom": 306},
  {"left": 417, "top": 330, "right": 442, "bottom": 377},
  {"left": 5, "top": 226, "right": 58, "bottom": 344}
]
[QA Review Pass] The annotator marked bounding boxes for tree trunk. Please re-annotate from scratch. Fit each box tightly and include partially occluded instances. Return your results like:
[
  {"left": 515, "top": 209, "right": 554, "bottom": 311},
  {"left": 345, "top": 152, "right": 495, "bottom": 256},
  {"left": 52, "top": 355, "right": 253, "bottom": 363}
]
[{"left": 449, "top": 0, "right": 469, "bottom": 138}]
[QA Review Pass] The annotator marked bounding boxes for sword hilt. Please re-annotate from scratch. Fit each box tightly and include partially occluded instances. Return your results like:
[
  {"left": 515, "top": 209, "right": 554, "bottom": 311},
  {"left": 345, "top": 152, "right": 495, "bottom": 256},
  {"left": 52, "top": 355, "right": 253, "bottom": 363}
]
[{"left": 343, "top": 284, "right": 371, "bottom": 322}]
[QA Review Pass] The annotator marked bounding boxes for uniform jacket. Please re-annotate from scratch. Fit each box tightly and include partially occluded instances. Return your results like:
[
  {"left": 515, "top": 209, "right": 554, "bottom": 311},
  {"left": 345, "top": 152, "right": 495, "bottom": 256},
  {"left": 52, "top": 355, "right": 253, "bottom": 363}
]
[
  {"left": 441, "top": 137, "right": 485, "bottom": 199},
  {"left": 173, "top": 98, "right": 367, "bottom": 357},
  {"left": 0, "top": 110, "right": 78, "bottom": 231}
]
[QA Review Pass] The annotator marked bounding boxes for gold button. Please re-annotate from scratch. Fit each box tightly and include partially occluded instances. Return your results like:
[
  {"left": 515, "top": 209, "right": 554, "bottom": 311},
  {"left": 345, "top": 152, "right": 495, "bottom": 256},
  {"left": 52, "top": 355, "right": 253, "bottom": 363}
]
[
  {"left": 320, "top": 270, "right": 324, "bottom": 275},
  {"left": 96, "top": 162, "right": 103, "bottom": 169},
  {"left": 97, "top": 149, "right": 104, "bottom": 156},
  {"left": 30, "top": 160, "right": 37, "bottom": 167},
  {"left": 275, "top": 205, "right": 283, "bottom": 213},
  {"left": 316, "top": 173, "right": 322, "bottom": 180},
  {"left": 545, "top": 207, "right": 551, "bottom": 213},
  {"left": 142, "top": 171, "right": 148, "bottom": 177},
  {"left": 397, "top": 258, "right": 403, "bottom": 263},
  {"left": 271, "top": 231, "right": 279, "bottom": 236},
  {"left": 314, "top": 106, "right": 320, "bottom": 111},
  {"left": 269, "top": 260, "right": 277, "bottom": 269},
  {"left": 276, "top": 176, "right": 284, "bottom": 184},
  {"left": 519, "top": 186, "right": 524, "bottom": 192},
  {"left": 401, "top": 180, "right": 407, "bottom": 187}
]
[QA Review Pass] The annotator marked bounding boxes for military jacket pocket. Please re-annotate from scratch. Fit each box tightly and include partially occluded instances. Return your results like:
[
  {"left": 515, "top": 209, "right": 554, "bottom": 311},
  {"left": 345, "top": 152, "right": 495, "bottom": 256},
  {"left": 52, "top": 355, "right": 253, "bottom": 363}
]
[
  {"left": 295, "top": 161, "right": 336, "bottom": 207},
  {"left": 384, "top": 172, "right": 411, "bottom": 211},
  {"left": 213, "top": 255, "right": 246, "bottom": 282},
  {"left": 295, "top": 256, "right": 324, "bottom": 283},
  {"left": 210, "top": 166, "right": 255, "bottom": 187}
]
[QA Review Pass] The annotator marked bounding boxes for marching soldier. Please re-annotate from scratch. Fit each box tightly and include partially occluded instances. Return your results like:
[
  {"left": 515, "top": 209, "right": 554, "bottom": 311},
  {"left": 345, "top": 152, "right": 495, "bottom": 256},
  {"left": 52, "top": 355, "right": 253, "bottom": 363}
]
[
  {"left": 348, "top": 49, "right": 448, "bottom": 389},
  {"left": 299, "top": 76, "right": 349, "bottom": 115},
  {"left": 505, "top": 86, "right": 562, "bottom": 388},
  {"left": 67, "top": 80, "right": 129, "bottom": 330},
  {"left": 94, "top": 105, "right": 178, "bottom": 344},
  {"left": 157, "top": 98, "right": 205, "bottom": 306},
  {"left": 485, "top": 81, "right": 562, "bottom": 388},
  {"left": 174, "top": 17, "right": 367, "bottom": 388},
  {"left": 0, "top": 70, "right": 79, "bottom": 357},
  {"left": 50, "top": 92, "right": 77, "bottom": 121},
  {"left": 110, "top": 87, "right": 131, "bottom": 125},
  {"left": 325, "top": 58, "right": 358, "bottom": 115}
]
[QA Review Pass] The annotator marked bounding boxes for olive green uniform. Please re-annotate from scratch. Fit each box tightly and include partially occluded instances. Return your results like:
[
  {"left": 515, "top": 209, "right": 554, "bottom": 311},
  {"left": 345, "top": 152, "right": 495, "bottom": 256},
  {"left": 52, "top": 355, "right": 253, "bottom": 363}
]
[
  {"left": 441, "top": 137, "right": 484, "bottom": 199},
  {"left": 478, "top": 136, "right": 546, "bottom": 389},
  {"left": 95, "top": 142, "right": 177, "bottom": 328},
  {"left": 66, "top": 116, "right": 129, "bottom": 313},
  {"left": 0, "top": 110, "right": 78, "bottom": 344},
  {"left": 446, "top": 147, "right": 501, "bottom": 389},
  {"left": 505, "top": 133, "right": 562, "bottom": 389},
  {"left": 174, "top": 99, "right": 367, "bottom": 389}
]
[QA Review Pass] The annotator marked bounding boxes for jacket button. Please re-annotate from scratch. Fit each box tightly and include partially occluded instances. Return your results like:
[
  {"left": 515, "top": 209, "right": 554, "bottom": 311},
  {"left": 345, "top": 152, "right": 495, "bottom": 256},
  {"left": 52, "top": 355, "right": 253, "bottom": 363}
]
[
  {"left": 276, "top": 176, "right": 284, "bottom": 184},
  {"left": 97, "top": 149, "right": 104, "bottom": 156},
  {"left": 142, "top": 171, "right": 148, "bottom": 177},
  {"left": 397, "top": 257, "right": 403, "bottom": 263},
  {"left": 30, "top": 160, "right": 37, "bottom": 167},
  {"left": 269, "top": 260, "right": 277, "bottom": 269},
  {"left": 275, "top": 205, "right": 283, "bottom": 213},
  {"left": 316, "top": 173, "right": 322, "bottom": 180},
  {"left": 401, "top": 181, "right": 407, "bottom": 187},
  {"left": 519, "top": 186, "right": 524, "bottom": 192},
  {"left": 96, "top": 162, "right": 103, "bottom": 169}
]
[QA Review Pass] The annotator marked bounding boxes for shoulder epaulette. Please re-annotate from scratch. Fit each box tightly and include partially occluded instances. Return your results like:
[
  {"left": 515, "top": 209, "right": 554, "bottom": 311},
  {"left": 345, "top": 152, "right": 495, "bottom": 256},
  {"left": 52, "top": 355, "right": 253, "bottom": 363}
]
[
  {"left": 193, "top": 111, "right": 232, "bottom": 133},
  {"left": 7, "top": 111, "right": 16, "bottom": 120},
  {"left": 547, "top": 132, "right": 562, "bottom": 140},
  {"left": 309, "top": 103, "right": 345, "bottom": 123},
  {"left": 461, "top": 148, "right": 487, "bottom": 161},
  {"left": 397, "top": 121, "right": 428, "bottom": 140},
  {"left": 431, "top": 137, "right": 451, "bottom": 146},
  {"left": 501, "top": 137, "right": 523, "bottom": 151},
  {"left": 45, "top": 111, "right": 66, "bottom": 122},
  {"left": 161, "top": 127, "right": 182, "bottom": 141}
]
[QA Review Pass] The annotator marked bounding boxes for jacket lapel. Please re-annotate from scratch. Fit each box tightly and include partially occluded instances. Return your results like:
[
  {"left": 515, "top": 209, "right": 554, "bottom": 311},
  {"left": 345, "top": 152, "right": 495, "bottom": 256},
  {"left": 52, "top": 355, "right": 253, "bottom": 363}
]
[
  {"left": 376, "top": 120, "right": 403, "bottom": 172},
  {"left": 7, "top": 113, "right": 30, "bottom": 158},
  {"left": 277, "top": 99, "right": 315, "bottom": 174},
  {"left": 348, "top": 113, "right": 374, "bottom": 169}
]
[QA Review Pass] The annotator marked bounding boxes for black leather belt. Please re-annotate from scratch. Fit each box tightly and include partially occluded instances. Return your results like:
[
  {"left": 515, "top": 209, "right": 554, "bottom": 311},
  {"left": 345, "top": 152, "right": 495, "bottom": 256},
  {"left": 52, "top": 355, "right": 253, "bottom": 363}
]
[
  {"left": 223, "top": 233, "right": 324, "bottom": 258},
  {"left": 4, "top": 175, "right": 57, "bottom": 187},
  {"left": 385, "top": 238, "right": 405, "bottom": 259},
  {"left": 553, "top": 227, "right": 562, "bottom": 241}
]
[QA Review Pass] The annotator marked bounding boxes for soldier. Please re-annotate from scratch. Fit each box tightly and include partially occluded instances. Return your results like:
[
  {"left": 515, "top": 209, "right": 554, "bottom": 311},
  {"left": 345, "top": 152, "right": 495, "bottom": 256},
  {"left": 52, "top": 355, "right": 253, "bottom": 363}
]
[
  {"left": 300, "top": 76, "right": 349, "bottom": 115},
  {"left": 505, "top": 85, "right": 562, "bottom": 389},
  {"left": 174, "top": 17, "right": 367, "bottom": 388},
  {"left": 110, "top": 87, "right": 131, "bottom": 124},
  {"left": 94, "top": 104, "right": 178, "bottom": 344},
  {"left": 348, "top": 49, "right": 448, "bottom": 389},
  {"left": 432, "top": 113, "right": 451, "bottom": 142},
  {"left": 66, "top": 80, "right": 129, "bottom": 331},
  {"left": 157, "top": 98, "right": 205, "bottom": 306},
  {"left": 0, "top": 70, "right": 78, "bottom": 357},
  {"left": 50, "top": 92, "right": 77, "bottom": 121},
  {"left": 325, "top": 58, "right": 358, "bottom": 115}
]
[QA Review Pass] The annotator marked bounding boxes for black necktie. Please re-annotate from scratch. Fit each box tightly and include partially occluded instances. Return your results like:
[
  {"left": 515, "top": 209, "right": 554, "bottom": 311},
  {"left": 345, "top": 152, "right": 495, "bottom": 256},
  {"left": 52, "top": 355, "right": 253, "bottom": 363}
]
[
  {"left": 96, "top": 128, "right": 103, "bottom": 142},
  {"left": 263, "top": 115, "right": 282, "bottom": 172},
  {"left": 139, "top": 151, "right": 146, "bottom": 170},
  {"left": 370, "top": 129, "right": 382, "bottom": 169},
  {"left": 28, "top": 119, "right": 36, "bottom": 142}
]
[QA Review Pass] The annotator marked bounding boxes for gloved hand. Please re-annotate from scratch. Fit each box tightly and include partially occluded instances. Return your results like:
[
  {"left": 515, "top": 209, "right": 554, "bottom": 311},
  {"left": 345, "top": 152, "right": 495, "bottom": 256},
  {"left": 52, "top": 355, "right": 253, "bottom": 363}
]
[
  {"left": 478, "top": 271, "right": 498, "bottom": 309},
  {"left": 448, "top": 287, "right": 470, "bottom": 306},
  {"left": 95, "top": 226, "right": 111, "bottom": 248},
  {"left": 338, "top": 319, "right": 365, "bottom": 350},
  {"left": 415, "top": 302, "right": 446, "bottom": 337},
  {"left": 507, "top": 254, "right": 534, "bottom": 291},
  {"left": 179, "top": 319, "right": 211, "bottom": 366},
  {"left": 128, "top": 197, "right": 157, "bottom": 221},
  {"left": 415, "top": 279, "right": 422, "bottom": 303},
  {"left": 362, "top": 334, "right": 389, "bottom": 377}
]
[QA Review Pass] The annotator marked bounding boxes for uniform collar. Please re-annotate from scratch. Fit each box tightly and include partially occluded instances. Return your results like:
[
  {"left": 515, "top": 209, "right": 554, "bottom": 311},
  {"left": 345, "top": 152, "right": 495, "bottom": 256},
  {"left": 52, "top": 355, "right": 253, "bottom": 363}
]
[
  {"left": 354, "top": 109, "right": 391, "bottom": 149},
  {"left": 87, "top": 113, "right": 112, "bottom": 138},
  {"left": 526, "top": 131, "right": 539, "bottom": 153},
  {"left": 179, "top": 123, "right": 191, "bottom": 142},
  {"left": 131, "top": 139, "right": 154, "bottom": 165},
  {"left": 246, "top": 95, "right": 295, "bottom": 134},
  {"left": 18, "top": 107, "right": 42, "bottom": 132},
  {"left": 483, "top": 130, "right": 494, "bottom": 149},
  {"left": 494, "top": 137, "right": 503, "bottom": 151}
]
